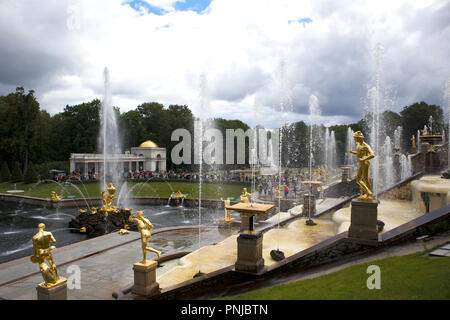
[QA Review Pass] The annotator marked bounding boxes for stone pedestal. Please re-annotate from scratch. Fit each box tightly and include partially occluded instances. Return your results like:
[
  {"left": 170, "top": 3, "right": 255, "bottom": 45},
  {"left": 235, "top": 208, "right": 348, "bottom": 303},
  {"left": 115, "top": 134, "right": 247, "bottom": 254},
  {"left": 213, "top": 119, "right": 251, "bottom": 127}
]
[
  {"left": 425, "top": 151, "right": 440, "bottom": 173},
  {"left": 348, "top": 199, "right": 379, "bottom": 244},
  {"left": 36, "top": 277, "right": 67, "bottom": 300},
  {"left": 132, "top": 260, "right": 160, "bottom": 297},
  {"left": 235, "top": 232, "right": 264, "bottom": 273},
  {"left": 240, "top": 216, "right": 251, "bottom": 231},
  {"left": 302, "top": 194, "right": 316, "bottom": 216}
]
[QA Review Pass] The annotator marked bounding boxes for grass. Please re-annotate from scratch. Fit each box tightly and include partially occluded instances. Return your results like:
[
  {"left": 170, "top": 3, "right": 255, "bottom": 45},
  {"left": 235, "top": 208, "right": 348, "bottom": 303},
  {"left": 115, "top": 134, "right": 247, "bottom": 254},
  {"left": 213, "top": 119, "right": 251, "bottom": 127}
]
[
  {"left": 221, "top": 251, "right": 450, "bottom": 300},
  {"left": 0, "top": 180, "right": 250, "bottom": 200}
]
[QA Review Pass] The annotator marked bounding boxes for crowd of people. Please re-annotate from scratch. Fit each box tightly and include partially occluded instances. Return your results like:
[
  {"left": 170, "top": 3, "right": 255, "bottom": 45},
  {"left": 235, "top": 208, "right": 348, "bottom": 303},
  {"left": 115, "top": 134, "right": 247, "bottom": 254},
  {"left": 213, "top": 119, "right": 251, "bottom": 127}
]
[{"left": 60, "top": 168, "right": 327, "bottom": 201}]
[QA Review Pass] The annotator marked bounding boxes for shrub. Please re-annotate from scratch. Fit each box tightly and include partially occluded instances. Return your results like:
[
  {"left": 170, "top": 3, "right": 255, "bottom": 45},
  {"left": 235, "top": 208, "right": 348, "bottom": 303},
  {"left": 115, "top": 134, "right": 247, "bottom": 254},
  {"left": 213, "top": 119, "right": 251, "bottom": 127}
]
[
  {"left": 11, "top": 161, "right": 23, "bottom": 183},
  {"left": 0, "top": 162, "right": 11, "bottom": 182},
  {"left": 24, "top": 162, "right": 38, "bottom": 184}
]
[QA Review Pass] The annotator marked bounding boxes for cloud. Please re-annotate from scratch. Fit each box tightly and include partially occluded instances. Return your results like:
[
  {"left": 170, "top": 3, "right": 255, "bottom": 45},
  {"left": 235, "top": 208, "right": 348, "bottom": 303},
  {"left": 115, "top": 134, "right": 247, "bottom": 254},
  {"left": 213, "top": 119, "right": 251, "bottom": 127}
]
[{"left": 0, "top": 0, "right": 448, "bottom": 129}]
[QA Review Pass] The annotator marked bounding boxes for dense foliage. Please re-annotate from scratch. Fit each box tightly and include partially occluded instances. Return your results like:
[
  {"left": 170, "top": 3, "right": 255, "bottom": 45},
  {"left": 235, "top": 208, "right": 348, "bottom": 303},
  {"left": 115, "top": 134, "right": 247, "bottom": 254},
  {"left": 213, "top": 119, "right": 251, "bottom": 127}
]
[{"left": 0, "top": 87, "right": 444, "bottom": 175}]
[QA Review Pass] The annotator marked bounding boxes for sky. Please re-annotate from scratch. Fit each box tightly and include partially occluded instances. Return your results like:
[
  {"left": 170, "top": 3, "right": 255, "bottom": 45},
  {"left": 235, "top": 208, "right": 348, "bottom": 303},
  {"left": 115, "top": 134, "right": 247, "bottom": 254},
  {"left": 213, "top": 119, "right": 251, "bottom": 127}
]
[{"left": 0, "top": 0, "right": 449, "bottom": 129}]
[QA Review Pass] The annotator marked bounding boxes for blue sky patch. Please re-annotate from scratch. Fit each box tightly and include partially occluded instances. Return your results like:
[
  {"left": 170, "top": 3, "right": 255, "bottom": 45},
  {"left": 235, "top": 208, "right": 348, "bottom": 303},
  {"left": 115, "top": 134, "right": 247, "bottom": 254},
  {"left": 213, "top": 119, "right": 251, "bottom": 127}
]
[
  {"left": 123, "top": 0, "right": 212, "bottom": 15},
  {"left": 288, "top": 17, "right": 313, "bottom": 27}
]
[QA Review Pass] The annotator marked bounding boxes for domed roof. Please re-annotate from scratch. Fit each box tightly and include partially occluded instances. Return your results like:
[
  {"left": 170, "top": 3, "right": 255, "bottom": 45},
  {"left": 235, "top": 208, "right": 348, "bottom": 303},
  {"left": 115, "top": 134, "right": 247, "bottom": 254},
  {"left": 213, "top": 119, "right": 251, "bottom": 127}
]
[{"left": 138, "top": 140, "right": 158, "bottom": 148}]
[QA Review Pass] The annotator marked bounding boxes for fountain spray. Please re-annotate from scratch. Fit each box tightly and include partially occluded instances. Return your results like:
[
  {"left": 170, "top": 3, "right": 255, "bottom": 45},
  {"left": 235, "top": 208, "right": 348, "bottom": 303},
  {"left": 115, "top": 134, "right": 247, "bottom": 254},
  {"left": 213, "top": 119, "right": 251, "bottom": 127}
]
[
  {"left": 445, "top": 79, "right": 450, "bottom": 171},
  {"left": 306, "top": 94, "right": 320, "bottom": 226}
]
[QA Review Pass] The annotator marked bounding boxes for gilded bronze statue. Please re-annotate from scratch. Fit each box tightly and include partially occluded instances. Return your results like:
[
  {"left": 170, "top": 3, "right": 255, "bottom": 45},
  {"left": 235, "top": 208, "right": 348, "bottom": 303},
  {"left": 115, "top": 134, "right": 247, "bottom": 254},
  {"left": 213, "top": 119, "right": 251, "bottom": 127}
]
[
  {"left": 220, "top": 197, "right": 233, "bottom": 221},
  {"left": 240, "top": 188, "right": 251, "bottom": 203},
  {"left": 129, "top": 211, "right": 161, "bottom": 263},
  {"left": 51, "top": 191, "right": 60, "bottom": 201},
  {"left": 101, "top": 183, "right": 116, "bottom": 212},
  {"left": 30, "top": 223, "right": 62, "bottom": 287},
  {"left": 349, "top": 131, "right": 375, "bottom": 200}
]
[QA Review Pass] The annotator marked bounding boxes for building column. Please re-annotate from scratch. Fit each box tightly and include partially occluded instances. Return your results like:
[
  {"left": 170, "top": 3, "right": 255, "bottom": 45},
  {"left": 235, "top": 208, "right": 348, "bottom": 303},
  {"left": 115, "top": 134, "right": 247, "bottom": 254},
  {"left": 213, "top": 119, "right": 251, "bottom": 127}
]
[{"left": 84, "top": 162, "right": 88, "bottom": 175}]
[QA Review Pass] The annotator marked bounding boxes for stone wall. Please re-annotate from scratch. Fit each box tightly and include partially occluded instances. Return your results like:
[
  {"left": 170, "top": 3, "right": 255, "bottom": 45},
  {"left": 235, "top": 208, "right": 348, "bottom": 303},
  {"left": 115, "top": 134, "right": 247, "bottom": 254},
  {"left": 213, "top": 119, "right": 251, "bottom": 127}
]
[{"left": 378, "top": 181, "right": 412, "bottom": 201}]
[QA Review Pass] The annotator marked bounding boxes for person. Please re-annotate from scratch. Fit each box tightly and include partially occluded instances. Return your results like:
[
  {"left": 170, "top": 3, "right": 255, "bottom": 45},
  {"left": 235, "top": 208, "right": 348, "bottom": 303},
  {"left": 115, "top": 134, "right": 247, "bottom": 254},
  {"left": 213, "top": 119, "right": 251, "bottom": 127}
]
[
  {"left": 284, "top": 185, "right": 289, "bottom": 198},
  {"left": 349, "top": 131, "right": 375, "bottom": 200},
  {"left": 30, "top": 223, "right": 60, "bottom": 286},
  {"left": 129, "top": 211, "right": 161, "bottom": 263}
]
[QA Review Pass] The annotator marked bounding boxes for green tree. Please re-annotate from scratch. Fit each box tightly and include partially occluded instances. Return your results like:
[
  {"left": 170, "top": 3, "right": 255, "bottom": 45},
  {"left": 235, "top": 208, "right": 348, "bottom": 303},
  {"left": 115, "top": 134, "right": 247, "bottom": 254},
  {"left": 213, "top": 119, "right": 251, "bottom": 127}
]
[
  {"left": 0, "top": 162, "right": 11, "bottom": 182},
  {"left": 400, "top": 101, "right": 444, "bottom": 148},
  {"left": 24, "top": 161, "right": 38, "bottom": 184},
  {"left": 11, "top": 161, "right": 23, "bottom": 182},
  {"left": 119, "top": 110, "right": 146, "bottom": 151},
  {"left": 137, "top": 102, "right": 169, "bottom": 146},
  {"left": 60, "top": 99, "right": 101, "bottom": 156}
]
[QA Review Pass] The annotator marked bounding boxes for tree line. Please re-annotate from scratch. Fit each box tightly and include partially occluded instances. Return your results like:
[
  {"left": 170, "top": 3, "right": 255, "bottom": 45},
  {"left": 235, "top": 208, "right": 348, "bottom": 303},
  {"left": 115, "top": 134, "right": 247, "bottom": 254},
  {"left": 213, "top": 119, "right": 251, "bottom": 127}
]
[{"left": 0, "top": 86, "right": 445, "bottom": 182}]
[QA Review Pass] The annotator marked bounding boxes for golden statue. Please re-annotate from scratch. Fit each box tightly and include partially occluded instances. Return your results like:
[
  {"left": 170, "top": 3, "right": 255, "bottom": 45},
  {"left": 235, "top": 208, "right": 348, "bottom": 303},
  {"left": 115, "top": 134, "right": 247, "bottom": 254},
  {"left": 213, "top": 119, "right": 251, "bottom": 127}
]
[
  {"left": 220, "top": 197, "right": 234, "bottom": 221},
  {"left": 51, "top": 191, "right": 60, "bottom": 201},
  {"left": 79, "top": 209, "right": 87, "bottom": 214},
  {"left": 101, "top": 183, "right": 116, "bottom": 212},
  {"left": 240, "top": 188, "right": 251, "bottom": 203},
  {"left": 80, "top": 227, "right": 86, "bottom": 233},
  {"left": 411, "top": 135, "right": 416, "bottom": 148},
  {"left": 171, "top": 190, "right": 185, "bottom": 199},
  {"left": 30, "top": 223, "right": 64, "bottom": 287},
  {"left": 349, "top": 131, "right": 375, "bottom": 200},
  {"left": 129, "top": 211, "right": 161, "bottom": 263},
  {"left": 119, "top": 229, "right": 129, "bottom": 235},
  {"left": 176, "top": 190, "right": 184, "bottom": 198}
]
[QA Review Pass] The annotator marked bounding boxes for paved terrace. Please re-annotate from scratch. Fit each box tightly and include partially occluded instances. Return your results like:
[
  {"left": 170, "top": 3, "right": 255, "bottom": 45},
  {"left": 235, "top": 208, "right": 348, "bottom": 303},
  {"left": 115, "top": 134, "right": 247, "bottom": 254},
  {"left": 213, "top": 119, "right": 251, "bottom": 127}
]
[{"left": 0, "top": 226, "right": 236, "bottom": 300}]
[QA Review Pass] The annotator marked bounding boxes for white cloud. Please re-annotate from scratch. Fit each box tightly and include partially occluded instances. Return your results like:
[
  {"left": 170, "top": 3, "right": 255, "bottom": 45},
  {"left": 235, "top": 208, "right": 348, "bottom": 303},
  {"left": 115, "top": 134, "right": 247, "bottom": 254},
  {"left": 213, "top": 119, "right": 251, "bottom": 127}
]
[{"left": 0, "top": 0, "right": 448, "bottom": 129}]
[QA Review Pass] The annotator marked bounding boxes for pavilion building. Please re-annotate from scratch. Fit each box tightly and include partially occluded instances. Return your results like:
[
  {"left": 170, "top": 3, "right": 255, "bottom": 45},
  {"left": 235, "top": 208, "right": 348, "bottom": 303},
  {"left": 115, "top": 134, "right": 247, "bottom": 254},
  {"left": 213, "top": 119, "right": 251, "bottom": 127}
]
[{"left": 69, "top": 140, "right": 166, "bottom": 174}]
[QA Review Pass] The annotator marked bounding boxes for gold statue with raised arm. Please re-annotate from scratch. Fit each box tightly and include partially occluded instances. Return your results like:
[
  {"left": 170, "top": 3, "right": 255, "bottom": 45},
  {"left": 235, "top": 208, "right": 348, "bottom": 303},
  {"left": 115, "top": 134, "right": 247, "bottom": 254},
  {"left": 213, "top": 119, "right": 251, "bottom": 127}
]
[
  {"left": 129, "top": 211, "right": 161, "bottom": 263},
  {"left": 349, "top": 131, "right": 375, "bottom": 200},
  {"left": 240, "top": 188, "right": 251, "bottom": 203},
  {"left": 30, "top": 223, "right": 64, "bottom": 287},
  {"left": 101, "top": 183, "right": 116, "bottom": 212}
]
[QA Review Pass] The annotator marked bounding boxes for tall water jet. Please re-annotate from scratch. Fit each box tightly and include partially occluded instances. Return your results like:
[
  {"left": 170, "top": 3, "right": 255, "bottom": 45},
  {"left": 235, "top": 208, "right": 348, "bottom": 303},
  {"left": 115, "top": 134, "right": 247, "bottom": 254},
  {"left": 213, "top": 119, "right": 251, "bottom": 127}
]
[
  {"left": 324, "top": 128, "right": 337, "bottom": 177},
  {"left": 98, "top": 67, "right": 122, "bottom": 191},
  {"left": 428, "top": 116, "right": 433, "bottom": 135},
  {"left": 382, "top": 136, "right": 394, "bottom": 188},
  {"left": 445, "top": 79, "right": 450, "bottom": 170},
  {"left": 400, "top": 154, "right": 412, "bottom": 180},
  {"left": 367, "top": 43, "right": 387, "bottom": 199},
  {"left": 394, "top": 126, "right": 402, "bottom": 151},
  {"left": 345, "top": 127, "right": 356, "bottom": 167},
  {"left": 308, "top": 95, "right": 321, "bottom": 182}
]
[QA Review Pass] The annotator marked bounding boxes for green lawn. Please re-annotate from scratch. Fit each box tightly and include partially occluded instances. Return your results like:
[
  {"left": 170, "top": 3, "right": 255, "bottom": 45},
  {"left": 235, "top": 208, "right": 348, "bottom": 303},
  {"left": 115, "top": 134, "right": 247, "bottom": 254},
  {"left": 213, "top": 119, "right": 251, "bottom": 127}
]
[
  {"left": 221, "top": 251, "right": 450, "bottom": 300},
  {"left": 0, "top": 180, "right": 249, "bottom": 200}
]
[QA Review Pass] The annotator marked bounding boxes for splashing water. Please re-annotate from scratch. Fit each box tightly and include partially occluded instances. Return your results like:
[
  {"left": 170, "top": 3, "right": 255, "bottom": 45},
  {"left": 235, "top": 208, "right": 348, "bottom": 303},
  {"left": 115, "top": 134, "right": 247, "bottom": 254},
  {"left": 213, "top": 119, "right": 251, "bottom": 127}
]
[{"left": 98, "top": 68, "right": 123, "bottom": 193}]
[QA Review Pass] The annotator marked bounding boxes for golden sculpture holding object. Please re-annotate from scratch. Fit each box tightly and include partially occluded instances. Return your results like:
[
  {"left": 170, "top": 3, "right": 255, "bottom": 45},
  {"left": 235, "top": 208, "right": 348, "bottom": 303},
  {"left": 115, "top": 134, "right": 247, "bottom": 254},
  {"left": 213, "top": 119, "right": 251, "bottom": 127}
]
[
  {"left": 240, "top": 188, "right": 251, "bottom": 203},
  {"left": 50, "top": 191, "right": 60, "bottom": 201},
  {"left": 220, "top": 197, "right": 234, "bottom": 222},
  {"left": 101, "top": 183, "right": 116, "bottom": 212},
  {"left": 129, "top": 211, "right": 161, "bottom": 263},
  {"left": 349, "top": 131, "right": 375, "bottom": 200},
  {"left": 30, "top": 223, "right": 66, "bottom": 287}
]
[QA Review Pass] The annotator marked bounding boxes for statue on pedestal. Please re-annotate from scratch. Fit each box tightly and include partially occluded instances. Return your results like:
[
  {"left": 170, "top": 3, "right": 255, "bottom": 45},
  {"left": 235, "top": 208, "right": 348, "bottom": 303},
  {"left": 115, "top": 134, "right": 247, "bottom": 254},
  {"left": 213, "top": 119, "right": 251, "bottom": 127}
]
[
  {"left": 129, "top": 211, "right": 161, "bottom": 263},
  {"left": 349, "top": 131, "right": 375, "bottom": 200},
  {"left": 30, "top": 223, "right": 61, "bottom": 287},
  {"left": 220, "top": 197, "right": 233, "bottom": 221}
]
